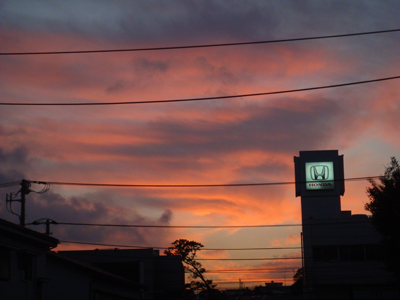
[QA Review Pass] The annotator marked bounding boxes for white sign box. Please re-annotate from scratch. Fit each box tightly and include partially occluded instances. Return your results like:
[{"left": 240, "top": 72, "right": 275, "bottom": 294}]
[{"left": 305, "top": 162, "right": 334, "bottom": 190}]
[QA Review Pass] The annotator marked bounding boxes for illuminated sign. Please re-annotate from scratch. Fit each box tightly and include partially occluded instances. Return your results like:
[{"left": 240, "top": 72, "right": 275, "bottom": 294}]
[{"left": 305, "top": 162, "right": 334, "bottom": 190}]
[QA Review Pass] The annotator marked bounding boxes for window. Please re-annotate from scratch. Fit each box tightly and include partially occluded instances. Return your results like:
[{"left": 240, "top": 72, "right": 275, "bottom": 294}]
[
  {"left": 348, "top": 245, "right": 364, "bottom": 261},
  {"left": 93, "top": 290, "right": 133, "bottom": 300},
  {"left": 0, "top": 247, "right": 11, "bottom": 280},
  {"left": 339, "top": 244, "right": 383, "bottom": 261},
  {"left": 313, "top": 245, "right": 338, "bottom": 261},
  {"left": 339, "top": 245, "right": 364, "bottom": 261},
  {"left": 314, "top": 244, "right": 383, "bottom": 262},
  {"left": 365, "top": 244, "right": 383, "bottom": 261},
  {"left": 339, "top": 245, "right": 350, "bottom": 261},
  {"left": 18, "top": 252, "right": 33, "bottom": 280}
]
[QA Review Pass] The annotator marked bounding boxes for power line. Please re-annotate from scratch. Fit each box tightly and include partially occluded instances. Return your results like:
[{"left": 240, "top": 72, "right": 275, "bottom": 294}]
[
  {"left": 196, "top": 267, "right": 301, "bottom": 274},
  {"left": 27, "top": 180, "right": 296, "bottom": 188},
  {"left": 125, "top": 269, "right": 297, "bottom": 275},
  {"left": 0, "top": 181, "right": 22, "bottom": 188},
  {"left": 1, "top": 76, "right": 399, "bottom": 106},
  {"left": 21, "top": 176, "right": 378, "bottom": 188},
  {"left": 32, "top": 219, "right": 371, "bottom": 229},
  {"left": 52, "top": 222, "right": 302, "bottom": 228},
  {"left": 0, "top": 175, "right": 381, "bottom": 193},
  {"left": 214, "top": 272, "right": 392, "bottom": 284},
  {"left": 207, "top": 268, "right": 297, "bottom": 273},
  {"left": 215, "top": 280, "right": 288, "bottom": 284},
  {"left": 196, "top": 257, "right": 302, "bottom": 261},
  {"left": 206, "top": 265, "right": 382, "bottom": 273},
  {"left": 1, "top": 28, "right": 399, "bottom": 56},
  {"left": 55, "top": 250, "right": 303, "bottom": 261},
  {"left": 59, "top": 240, "right": 301, "bottom": 251}
]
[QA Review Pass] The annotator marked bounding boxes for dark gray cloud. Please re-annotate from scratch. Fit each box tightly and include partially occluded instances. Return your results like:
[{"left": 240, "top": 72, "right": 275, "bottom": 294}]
[
  {"left": 0, "top": 146, "right": 176, "bottom": 245},
  {"left": 133, "top": 58, "right": 170, "bottom": 74},
  {"left": 28, "top": 191, "right": 118, "bottom": 242},
  {"left": 2, "top": 0, "right": 400, "bottom": 44},
  {"left": 118, "top": 194, "right": 241, "bottom": 212},
  {"left": 0, "top": 147, "right": 28, "bottom": 183},
  {"left": 158, "top": 208, "right": 172, "bottom": 224},
  {"left": 235, "top": 161, "right": 291, "bottom": 182},
  {"left": 24, "top": 190, "right": 170, "bottom": 245},
  {"left": 105, "top": 57, "right": 171, "bottom": 93},
  {"left": 106, "top": 79, "right": 130, "bottom": 94},
  {"left": 96, "top": 97, "right": 339, "bottom": 160}
]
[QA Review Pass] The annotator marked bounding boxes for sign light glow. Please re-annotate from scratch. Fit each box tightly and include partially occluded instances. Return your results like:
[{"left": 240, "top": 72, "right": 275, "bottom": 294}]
[{"left": 305, "top": 162, "right": 334, "bottom": 190}]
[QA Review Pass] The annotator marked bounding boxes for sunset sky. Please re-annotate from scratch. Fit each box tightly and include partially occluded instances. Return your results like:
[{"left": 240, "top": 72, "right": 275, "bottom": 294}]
[{"left": 1, "top": 0, "right": 400, "bottom": 289}]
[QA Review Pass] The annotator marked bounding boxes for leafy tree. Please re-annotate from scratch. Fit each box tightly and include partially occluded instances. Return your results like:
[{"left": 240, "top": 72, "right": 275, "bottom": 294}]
[
  {"left": 365, "top": 157, "right": 400, "bottom": 284},
  {"left": 291, "top": 267, "right": 304, "bottom": 294},
  {"left": 165, "top": 239, "right": 216, "bottom": 296}
]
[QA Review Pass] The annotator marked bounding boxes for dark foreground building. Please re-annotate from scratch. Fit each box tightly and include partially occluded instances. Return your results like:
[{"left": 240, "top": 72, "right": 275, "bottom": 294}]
[
  {"left": 0, "top": 218, "right": 143, "bottom": 300},
  {"left": 59, "top": 248, "right": 185, "bottom": 300},
  {"left": 294, "top": 150, "right": 398, "bottom": 300},
  {"left": 1, "top": 217, "right": 184, "bottom": 299}
]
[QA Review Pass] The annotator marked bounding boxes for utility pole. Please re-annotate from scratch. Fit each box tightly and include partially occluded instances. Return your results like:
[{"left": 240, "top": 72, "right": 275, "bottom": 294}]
[
  {"left": 5, "top": 180, "right": 50, "bottom": 227},
  {"left": 19, "top": 179, "right": 31, "bottom": 226},
  {"left": 32, "top": 218, "right": 58, "bottom": 236},
  {"left": 6, "top": 179, "right": 31, "bottom": 227}
]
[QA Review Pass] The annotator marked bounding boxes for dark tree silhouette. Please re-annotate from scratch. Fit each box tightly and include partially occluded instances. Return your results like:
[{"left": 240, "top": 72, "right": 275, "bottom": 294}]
[
  {"left": 164, "top": 239, "right": 216, "bottom": 295},
  {"left": 365, "top": 157, "right": 400, "bottom": 284},
  {"left": 291, "top": 267, "right": 304, "bottom": 294}
]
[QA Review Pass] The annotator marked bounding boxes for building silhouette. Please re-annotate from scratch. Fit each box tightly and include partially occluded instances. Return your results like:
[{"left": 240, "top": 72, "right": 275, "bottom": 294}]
[
  {"left": 0, "top": 218, "right": 184, "bottom": 299},
  {"left": 59, "top": 248, "right": 185, "bottom": 300},
  {"left": 294, "top": 150, "right": 398, "bottom": 299}
]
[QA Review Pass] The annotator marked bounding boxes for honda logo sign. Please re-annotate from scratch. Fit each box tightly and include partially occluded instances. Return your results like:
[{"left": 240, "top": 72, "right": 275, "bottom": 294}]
[
  {"left": 310, "top": 165, "right": 329, "bottom": 180},
  {"left": 305, "top": 162, "right": 334, "bottom": 190}
]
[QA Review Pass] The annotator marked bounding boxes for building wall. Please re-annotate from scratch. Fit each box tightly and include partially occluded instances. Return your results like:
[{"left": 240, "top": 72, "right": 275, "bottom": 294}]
[
  {"left": 43, "top": 254, "right": 142, "bottom": 300},
  {"left": 0, "top": 219, "right": 58, "bottom": 300},
  {"left": 60, "top": 249, "right": 156, "bottom": 299},
  {"left": 303, "top": 215, "right": 390, "bottom": 285},
  {"left": 0, "top": 219, "right": 142, "bottom": 300},
  {"left": 43, "top": 254, "right": 92, "bottom": 300},
  {"left": 154, "top": 255, "right": 185, "bottom": 299},
  {"left": 60, "top": 248, "right": 185, "bottom": 300},
  {"left": 295, "top": 151, "right": 398, "bottom": 299},
  {"left": 301, "top": 213, "right": 399, "bottom": 299},
  {"left": 0, "top": 246, "right": 47, "bottom": 300}
]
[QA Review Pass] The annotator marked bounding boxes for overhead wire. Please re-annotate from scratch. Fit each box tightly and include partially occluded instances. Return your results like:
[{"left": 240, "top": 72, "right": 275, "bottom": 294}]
[
  {"left": 212, "top": 275, "right": 394, "bottom": 284},
  {"left": 215, "top": 280, "right": 286, "bottom": 285},
  {"left": 47, "top": 219, "right": 372, "bottom": 229},
  {"left": 55, "top": 249, "right": 303, "bottom": 261},
  {"left": 197, "top": 257, "right": 301, "bottom": 261},
  {"left": 1, "top": 76, "right": 399, "bottom": 106},
  {"left": 37, "top": 222, "right": 302, "bottom": 228},
  {"left": 57, "top": 239, "right": 378, "bottom": 251},
  {"left": 53, "top": 240, "right": 383, "bottom": 277},
  {"left": 21, "top": 175, "right": 379, "bottom": 188},
  {"left": 1, "top": 28, "right": 399, "bottom": 56},
  {"left": 0, "top": 181, "right": 22, "bottom": 188},
  {"left": 40, "top": 251, "right": 379, "bottom": 274},
  {"left": 59, "top": 240, "right": 301, "bottom": 250},
  {"left": 29, "top": 183, "right": 50, "bottom": 194},
  {"left": 207, "top": 268, "right": 297, "bottom": 273},
  {"left": 57, "top": 253, "right": 302, "bottom": 261}
]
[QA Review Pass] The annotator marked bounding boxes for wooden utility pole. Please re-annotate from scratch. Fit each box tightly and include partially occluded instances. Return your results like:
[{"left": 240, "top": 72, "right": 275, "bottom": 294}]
[{"left": 19, "top": 179, "right": 31, "bottom": 226}]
